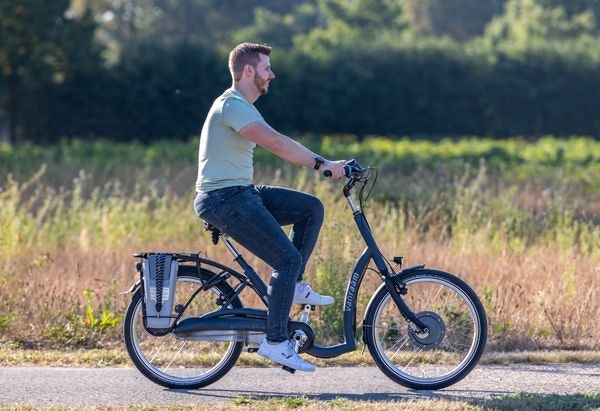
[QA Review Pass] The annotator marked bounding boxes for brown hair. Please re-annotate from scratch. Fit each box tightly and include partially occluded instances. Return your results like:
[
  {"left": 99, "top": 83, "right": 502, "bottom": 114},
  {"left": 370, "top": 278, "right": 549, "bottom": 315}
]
[{"left": 228, "top": 42, "right": 272, "bottom": 81}]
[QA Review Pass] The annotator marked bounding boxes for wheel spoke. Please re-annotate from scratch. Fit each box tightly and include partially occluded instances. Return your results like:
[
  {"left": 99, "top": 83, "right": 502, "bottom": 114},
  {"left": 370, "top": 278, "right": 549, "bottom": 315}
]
[
  {"left": 149, "top": 340, "right": 168, "bottom": 363},
  {"left": 164, "top": 340, "right": 188, "bottom": 371},
  {"left": 365, "top": 271, "right": 486, "bottom": 389},
  {"left": 402, "top": 347, "right": 423, "bottom": 371},
  {"left": 387, "top": 335, "right": 411, "bottom": 360},
  {"left": 124, "top": 271, "right": 243, "bottom": 389},
  {"left": 422, "top": 284, "right": 444, "bottom": 312}
]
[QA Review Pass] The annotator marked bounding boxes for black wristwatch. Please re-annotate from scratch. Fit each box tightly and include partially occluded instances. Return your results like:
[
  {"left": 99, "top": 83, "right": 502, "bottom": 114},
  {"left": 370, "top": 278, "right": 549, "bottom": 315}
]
[{"left": 314, "top": 156, "right": 325, "bottom": 170}]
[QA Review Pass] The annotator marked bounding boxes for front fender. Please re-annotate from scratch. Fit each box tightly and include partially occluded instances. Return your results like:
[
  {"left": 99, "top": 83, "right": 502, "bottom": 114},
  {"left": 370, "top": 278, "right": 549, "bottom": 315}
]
[{"left": 363, "top": 264, "right": 426, "bottom": 319}]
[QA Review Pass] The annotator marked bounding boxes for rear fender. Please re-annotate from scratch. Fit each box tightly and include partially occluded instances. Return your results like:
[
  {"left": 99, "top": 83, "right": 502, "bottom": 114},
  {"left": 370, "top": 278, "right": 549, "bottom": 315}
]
[{"left": 119, "top": 280, "right": 141, "bottom": 295}]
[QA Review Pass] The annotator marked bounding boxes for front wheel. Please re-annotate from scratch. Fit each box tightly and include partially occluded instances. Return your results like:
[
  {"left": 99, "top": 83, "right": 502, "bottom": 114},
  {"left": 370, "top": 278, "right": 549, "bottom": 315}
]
[
  {"left": 363, "top": 269, "right": 487, "bottom": 390},
  {"left": 123, "top": 265, "right": 244, "bottom": 389}
]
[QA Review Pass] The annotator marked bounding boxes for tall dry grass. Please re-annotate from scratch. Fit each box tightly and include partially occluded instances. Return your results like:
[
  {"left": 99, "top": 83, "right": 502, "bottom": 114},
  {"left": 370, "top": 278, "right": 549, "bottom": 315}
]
[{"left": 0, "top": 136, "right": 598, "bottom": 351}]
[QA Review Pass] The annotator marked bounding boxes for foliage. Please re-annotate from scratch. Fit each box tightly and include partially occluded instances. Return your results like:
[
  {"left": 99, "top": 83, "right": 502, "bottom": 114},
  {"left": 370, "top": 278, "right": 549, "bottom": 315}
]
[
  {"left": 14, "top": 38, "right": 600, "bottom": 141},
  {"left": 83, "top": 288, "right": 120, "bottom": 333},
  {"left": 482, "top": 393, "right": 600, "bottom": 411},
  {"left": 234, "top": 395, "right": 253, "bottom": 405},
  {"left": 233, "top": 3, "right": 321, "bottom": 49},
  {"left": 12, "top": 37, "right": 600, "bottom": 140},
  {"left": 75, "top": 0, "right": 290, "bottom": 55},
  {"left": 3, "top": 1, "right": 600, "bottom": 141},
  {"left": 42, "top": 287, "right": 121, "bottom": 348},
  {"left": 401, "top": 0, "right": 507, "bottom": 42},
  {"left": 0, "top": 136, "right": 599, "bottom": 349},
  {"left": 482, "top": 0, "right": 598, "bottom": 50},
  {"left": 0, "top": 0, "right": 100, "bottom": 144}
]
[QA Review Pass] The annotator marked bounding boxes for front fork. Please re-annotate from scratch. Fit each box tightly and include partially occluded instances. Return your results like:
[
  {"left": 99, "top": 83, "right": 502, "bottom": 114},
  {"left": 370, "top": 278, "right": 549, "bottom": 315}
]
[
  {"left": 383, "top": 267, "right": 428, "bottom": 333},
  {"left": 346, "top": 192, "right": 429, "bottom": 334}
]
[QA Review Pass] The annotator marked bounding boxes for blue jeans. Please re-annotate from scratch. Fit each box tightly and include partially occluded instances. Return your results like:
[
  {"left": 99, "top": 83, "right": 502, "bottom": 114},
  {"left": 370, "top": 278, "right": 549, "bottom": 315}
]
[{"left": 193, "top": 185, "right": 324, "bottom": 342}]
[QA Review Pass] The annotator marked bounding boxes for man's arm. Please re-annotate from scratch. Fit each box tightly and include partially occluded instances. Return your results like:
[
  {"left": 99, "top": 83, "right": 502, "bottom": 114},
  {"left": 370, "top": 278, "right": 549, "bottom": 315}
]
[{"left": 240, "top": 122, "right": 346, "bottom": 178}]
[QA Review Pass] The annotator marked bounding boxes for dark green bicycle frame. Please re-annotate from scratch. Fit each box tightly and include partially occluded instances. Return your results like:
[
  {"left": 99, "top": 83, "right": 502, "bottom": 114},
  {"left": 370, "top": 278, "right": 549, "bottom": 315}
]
[{"left": 186, "top": 185, "right": 429, "bottom": 359}]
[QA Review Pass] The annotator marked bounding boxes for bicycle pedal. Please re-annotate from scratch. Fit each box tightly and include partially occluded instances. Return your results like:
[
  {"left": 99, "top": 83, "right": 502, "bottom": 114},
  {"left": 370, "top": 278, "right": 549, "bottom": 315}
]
[{"left": 281, "top": 365, "right": 296, "bottom": 374}]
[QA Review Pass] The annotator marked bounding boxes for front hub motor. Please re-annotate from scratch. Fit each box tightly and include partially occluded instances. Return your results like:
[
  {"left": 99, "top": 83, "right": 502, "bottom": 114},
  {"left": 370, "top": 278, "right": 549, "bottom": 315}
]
[{"left": 408, "top": 311, "right": 446, "bottom": 349}]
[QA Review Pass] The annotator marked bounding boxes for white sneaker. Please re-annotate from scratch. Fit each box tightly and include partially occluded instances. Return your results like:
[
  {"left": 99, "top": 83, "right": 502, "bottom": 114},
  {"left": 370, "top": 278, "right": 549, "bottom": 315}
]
[
  {"left": 293, "top": 281, "right": 334, "bottom": 305},
  {"left": 257, "top": 339, "right": 316, "bottom": 372}
]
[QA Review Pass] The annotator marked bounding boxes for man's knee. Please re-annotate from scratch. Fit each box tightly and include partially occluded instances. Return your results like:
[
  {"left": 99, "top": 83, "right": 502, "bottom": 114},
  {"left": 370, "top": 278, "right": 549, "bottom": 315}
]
[
  {"left": 269, "top": 246, "right": 303, "bottom": 273},
  {"left": 308, "top": 196, "right": 324, "bottom": 222}
]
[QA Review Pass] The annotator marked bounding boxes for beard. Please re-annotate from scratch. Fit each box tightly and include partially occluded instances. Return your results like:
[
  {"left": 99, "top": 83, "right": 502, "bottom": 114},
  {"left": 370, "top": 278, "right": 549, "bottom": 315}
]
[{"left": 253, "top": 73, "right": 270, "bottom": 95}]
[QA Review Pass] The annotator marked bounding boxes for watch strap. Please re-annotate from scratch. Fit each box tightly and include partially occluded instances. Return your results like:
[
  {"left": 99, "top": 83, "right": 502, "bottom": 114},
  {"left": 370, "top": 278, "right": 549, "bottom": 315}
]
[{"left": 314, "top": 157, "right": 325, "bottom": 170}]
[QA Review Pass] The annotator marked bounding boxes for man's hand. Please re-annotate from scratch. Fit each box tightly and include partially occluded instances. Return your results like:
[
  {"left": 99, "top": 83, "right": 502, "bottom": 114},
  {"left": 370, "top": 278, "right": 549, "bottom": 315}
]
[{"left": 322, "top": 160, "right": 346, "bottom": 179}]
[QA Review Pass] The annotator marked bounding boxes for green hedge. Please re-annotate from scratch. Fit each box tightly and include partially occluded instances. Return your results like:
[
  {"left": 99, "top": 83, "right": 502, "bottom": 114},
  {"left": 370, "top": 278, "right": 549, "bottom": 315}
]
[{"left": 21, "top": 42, "right": 600, "bottom": 142}]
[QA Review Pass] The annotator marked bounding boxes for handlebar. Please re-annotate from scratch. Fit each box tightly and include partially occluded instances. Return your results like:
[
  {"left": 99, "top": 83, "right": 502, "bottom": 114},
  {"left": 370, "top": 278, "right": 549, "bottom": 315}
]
[
  {"left": 323, "top": 159, "right": 365, "bottom": 178},
  {"left": 323, "top": 159, "right": 375, "bottom": 202}
]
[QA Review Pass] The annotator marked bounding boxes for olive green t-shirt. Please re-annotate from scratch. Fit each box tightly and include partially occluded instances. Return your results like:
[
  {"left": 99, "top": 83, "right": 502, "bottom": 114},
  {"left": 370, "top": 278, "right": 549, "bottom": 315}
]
[{"left": 195, "top": 88, "right": 265, "bottom": 193}]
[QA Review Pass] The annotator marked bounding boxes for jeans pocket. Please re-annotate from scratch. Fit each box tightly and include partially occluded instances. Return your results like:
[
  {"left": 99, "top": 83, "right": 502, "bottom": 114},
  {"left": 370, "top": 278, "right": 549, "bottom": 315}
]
[
  {"left": 194, "top": 198, "right": 227, "bottom": 231},
  {"left": 195, "top": 203, "right": 213, "bottom": 219},
  {"left": 193, "top": 193, "right": 212, "bottom": 216}
]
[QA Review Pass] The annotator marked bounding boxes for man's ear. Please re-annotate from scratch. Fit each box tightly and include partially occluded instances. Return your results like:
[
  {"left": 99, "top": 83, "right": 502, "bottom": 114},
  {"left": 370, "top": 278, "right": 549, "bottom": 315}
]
[{"left": 244, "top": 64, "right": 254, "bottom": 77}]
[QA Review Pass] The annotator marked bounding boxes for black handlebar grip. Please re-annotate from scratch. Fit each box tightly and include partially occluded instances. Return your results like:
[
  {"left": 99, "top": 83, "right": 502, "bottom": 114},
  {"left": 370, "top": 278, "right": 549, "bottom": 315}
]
[
  {"left": 344, "top": 164, "right": 353, "bottom": 177},
  {"left": 323, "top": 160, "right": 359, "bottom": 178},
  {"left": 324, "top": 164, "right": 354, "bottom": 178}
]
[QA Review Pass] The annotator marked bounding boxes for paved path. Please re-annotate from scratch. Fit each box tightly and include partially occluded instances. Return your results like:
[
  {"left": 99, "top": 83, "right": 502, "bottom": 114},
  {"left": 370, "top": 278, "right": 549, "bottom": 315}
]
[{"left": 1, "top": 364, "right": 599, "bottom": 407}]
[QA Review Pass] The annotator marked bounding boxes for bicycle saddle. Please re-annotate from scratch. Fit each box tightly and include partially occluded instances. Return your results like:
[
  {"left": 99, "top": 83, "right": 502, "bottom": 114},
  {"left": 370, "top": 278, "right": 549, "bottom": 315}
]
[
  {"left": 203, "top": 221, "right": 221, "bottom": 234},
  {"left": 203, "top": 221, "right": 222, "bottom": 245}
]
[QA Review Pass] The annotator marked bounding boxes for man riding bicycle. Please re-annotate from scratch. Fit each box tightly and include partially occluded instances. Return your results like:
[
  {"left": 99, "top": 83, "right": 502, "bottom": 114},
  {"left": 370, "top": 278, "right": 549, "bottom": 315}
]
[{"left": 193, "top": 42, "right": 346, "bottom": 372}]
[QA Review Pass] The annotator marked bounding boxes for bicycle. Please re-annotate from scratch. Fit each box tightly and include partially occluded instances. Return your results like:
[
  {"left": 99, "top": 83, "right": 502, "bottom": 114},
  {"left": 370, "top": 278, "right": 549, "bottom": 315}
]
[{"left": 123, "top": 160, "right": 487, "bottom": 390}]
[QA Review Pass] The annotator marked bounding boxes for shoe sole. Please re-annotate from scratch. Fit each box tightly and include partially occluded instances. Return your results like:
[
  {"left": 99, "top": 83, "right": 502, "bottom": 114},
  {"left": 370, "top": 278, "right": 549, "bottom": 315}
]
[{"left": 257, "top": 349, "right": 316, "bottom": 372}]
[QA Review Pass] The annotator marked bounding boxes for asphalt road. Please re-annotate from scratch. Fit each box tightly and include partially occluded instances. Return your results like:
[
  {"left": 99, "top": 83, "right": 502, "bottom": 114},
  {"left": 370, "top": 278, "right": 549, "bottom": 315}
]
[{"left": 1, "top": 364, "right": 599, "bottom": 407}]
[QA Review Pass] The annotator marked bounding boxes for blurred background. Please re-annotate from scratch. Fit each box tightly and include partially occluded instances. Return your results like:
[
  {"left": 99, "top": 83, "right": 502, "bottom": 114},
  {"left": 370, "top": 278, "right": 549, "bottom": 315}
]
[
  {"left": 0, "top": 1, "right": 599, "bottom": 352},
  {"left": 2, "top": 0, "right": 600, "bottom": 144}
]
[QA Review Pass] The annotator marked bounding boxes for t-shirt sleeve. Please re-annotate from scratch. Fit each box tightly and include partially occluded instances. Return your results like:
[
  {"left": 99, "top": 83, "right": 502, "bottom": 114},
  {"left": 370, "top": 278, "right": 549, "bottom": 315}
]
[{"left": 222, "top": 98, "right": 264, "bottom": 132}]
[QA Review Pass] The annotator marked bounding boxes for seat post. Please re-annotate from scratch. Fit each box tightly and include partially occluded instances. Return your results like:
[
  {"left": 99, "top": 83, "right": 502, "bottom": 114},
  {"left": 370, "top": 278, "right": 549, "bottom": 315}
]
[{"left": 222, "top": 236, "right": 241, "bottom": 258}]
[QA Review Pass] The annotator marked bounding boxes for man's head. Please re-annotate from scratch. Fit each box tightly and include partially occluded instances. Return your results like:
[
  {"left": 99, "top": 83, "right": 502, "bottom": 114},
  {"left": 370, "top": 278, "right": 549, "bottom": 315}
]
[{"left": 228, "top": 42, "right": 275, "bottom": 96}]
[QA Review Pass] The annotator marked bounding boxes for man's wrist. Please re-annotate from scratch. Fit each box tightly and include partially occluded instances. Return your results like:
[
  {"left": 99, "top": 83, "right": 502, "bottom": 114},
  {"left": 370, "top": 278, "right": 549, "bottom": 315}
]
[{"left": 313, "top": 156, "right": 325, "bottom": 170}]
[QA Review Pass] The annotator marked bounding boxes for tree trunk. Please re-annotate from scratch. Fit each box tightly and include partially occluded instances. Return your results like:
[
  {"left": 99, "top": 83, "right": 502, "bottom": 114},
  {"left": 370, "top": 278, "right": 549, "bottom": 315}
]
[{"left": 7, "top": 74, "right": 18, "bottom": 145}]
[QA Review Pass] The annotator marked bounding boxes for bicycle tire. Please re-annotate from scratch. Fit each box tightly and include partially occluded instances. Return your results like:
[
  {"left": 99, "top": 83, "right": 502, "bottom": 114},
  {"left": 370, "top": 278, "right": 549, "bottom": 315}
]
[
  {"left": 363, "top": 268, "right": 487, "bottom": 390},
  {"left": 124, "top": 265, "right": 244, "bottom": 389}
]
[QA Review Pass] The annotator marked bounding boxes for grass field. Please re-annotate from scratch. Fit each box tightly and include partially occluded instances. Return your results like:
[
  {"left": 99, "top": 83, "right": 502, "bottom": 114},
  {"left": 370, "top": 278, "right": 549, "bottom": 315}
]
[{"left": 0, "top": 135, "right": 598, "bottom": 352}]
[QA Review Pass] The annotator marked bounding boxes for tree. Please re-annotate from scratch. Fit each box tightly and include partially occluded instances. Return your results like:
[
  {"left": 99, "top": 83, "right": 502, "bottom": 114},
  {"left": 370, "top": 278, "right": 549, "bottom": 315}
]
[
  {"left": 539, "top": 0, "right": 600, "bottom": 24},
  {"left": 483, "top": 0, "right": 597, "bottom": 48},
  {"left": 293, "top": 0, "right": 407, "bottom": 56},
  {"left": 78, "top": 0, "right": 305, "bottom": 59},
  {"left": 401, "top": 0, "right": 507, "bottom": 42},
  {"left": 0, "top": 0, "right": 100, "bottom": 144},
  {"left": 233, "top": 3, "right": 320, "bottom": 50}
]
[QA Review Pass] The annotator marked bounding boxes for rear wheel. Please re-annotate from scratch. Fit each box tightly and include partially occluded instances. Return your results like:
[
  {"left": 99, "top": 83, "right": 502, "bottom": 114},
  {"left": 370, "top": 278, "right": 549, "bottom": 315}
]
[
  {"left": 364, "top": 269, "right": 487, "bottom": 390},
  {"left": 123, "top": 265, "right": 243, "bottom": 389}
]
